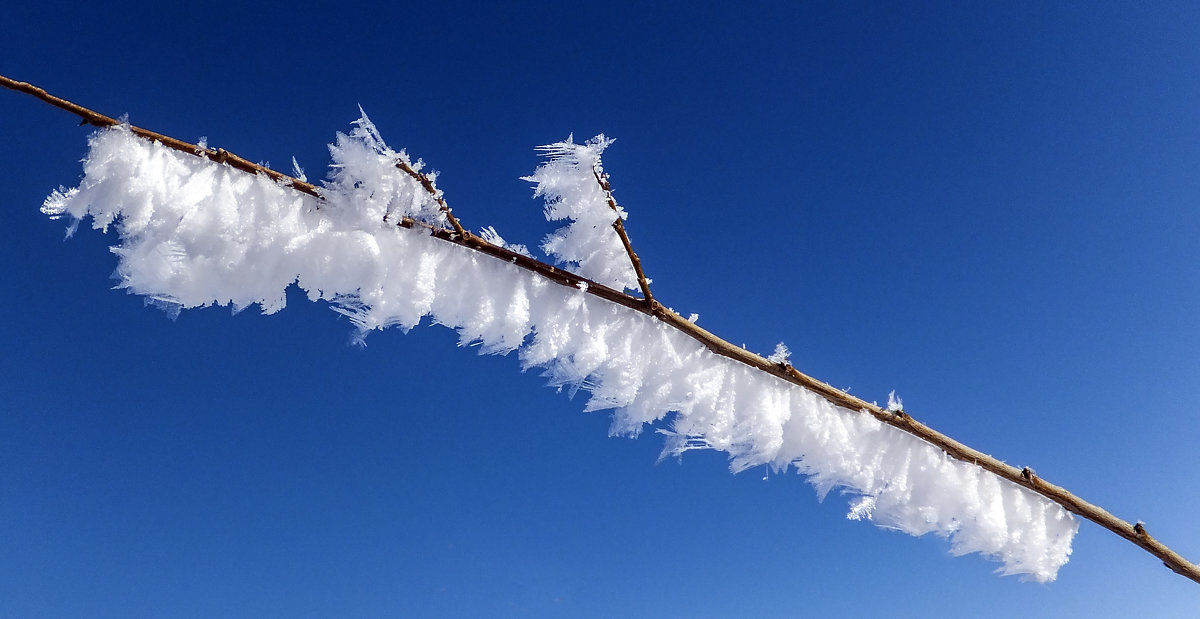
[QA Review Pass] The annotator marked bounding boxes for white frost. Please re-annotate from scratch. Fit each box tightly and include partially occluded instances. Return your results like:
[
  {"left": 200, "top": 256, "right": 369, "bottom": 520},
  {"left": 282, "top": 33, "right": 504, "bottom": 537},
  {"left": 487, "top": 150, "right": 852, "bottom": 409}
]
[
  {"left": 42, "top": 119, "right": 1078, "bottom": 582},
  {"left": 478, "top": 225, "right": 531, "bottom": 258},
  {"left": 522, "top": 134, "right": 640, "bottom": 291}
]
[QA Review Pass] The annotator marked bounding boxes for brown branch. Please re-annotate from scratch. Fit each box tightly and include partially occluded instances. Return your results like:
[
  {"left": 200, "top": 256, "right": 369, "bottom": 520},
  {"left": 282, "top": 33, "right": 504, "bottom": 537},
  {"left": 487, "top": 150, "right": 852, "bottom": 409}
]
[
  {"left": 5, "top": 73, "right": 1199, "bottom": 585},
  {"left": 593, "top": 168, "right": 655, "bottom": 306}
]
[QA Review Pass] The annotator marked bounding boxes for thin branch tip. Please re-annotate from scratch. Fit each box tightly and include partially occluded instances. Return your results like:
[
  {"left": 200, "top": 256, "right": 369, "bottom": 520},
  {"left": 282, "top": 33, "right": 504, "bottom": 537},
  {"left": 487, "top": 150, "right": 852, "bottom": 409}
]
[{"left": 592, "top": 167, "right": 655, "bottom": 303}]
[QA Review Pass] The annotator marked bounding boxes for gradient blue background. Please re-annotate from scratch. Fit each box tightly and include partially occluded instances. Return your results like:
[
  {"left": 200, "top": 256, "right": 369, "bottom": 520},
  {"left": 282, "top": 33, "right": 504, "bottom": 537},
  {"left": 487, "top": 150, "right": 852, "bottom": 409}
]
[{"left": 2, "top": 2, "right": 1198, "bottom": 616}]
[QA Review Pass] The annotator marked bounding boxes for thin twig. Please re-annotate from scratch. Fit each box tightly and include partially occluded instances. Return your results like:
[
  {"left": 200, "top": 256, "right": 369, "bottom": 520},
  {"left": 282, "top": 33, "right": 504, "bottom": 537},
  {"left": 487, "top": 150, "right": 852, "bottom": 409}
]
[
  {"left": 593, "top": 168, "right": 655, "bottom": 306},
  {"left": 394, "top": 157, "right": 471, "bottom": 240},
  {"left": 5, "top": 73, "right": 1198, "bottom": 585},
  {"left": 0, "top": 75, "right": 323, "bottom": 199}
]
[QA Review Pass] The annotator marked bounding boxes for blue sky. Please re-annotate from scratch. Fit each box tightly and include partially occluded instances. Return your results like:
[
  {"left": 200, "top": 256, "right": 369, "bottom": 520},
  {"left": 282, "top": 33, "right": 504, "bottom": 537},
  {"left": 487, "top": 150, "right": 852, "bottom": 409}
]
[{"left": 2, "top": 1, "right": 1199, "bottom": 616}]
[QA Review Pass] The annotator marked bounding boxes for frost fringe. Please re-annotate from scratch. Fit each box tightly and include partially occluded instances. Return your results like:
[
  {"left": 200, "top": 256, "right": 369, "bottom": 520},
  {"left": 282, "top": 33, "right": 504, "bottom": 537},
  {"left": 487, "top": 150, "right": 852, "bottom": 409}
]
[{"left": 4, "top": 73, "right": 1198, "bottom": 586}]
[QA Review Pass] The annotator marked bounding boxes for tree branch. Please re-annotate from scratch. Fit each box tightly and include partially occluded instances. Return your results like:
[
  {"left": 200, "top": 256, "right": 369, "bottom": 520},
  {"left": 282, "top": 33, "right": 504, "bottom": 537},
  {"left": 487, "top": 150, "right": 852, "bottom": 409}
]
[{"left": 5, "top": 73, "right": 1198, "bottom": 585}]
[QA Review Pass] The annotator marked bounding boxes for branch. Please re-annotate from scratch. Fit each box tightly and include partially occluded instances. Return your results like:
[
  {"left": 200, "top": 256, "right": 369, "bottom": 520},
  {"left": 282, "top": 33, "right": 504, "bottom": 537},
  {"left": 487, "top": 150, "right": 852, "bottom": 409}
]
[{"left": 5, "top": 73, "right": 1198, "bottom": 585}]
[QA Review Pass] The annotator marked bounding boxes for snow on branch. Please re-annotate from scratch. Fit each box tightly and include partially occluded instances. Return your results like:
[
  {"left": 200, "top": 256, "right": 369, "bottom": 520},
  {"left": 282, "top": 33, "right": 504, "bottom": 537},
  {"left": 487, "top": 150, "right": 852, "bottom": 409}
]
[
  {"left": 325, "top": 108, "right": 448, "bottom": 229},
  {"left": 523, "top": 135, "right": 643, "bottom": 293},
  {"left": 38, "top": 119, "right": 1078, "bottom": 582},
  {"left": 8, "top": 73, "right": 1200, "bottom": 586}
]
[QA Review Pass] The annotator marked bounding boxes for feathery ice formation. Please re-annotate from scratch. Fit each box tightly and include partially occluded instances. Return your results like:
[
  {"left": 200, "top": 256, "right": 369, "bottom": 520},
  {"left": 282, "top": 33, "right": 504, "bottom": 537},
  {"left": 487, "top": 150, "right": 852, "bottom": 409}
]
[
  {"left": 42, "top": 116, "right": 1078, "bottom": 581},
  {"left": 522, "top": 134, "right": 639, "bottom": 291}
]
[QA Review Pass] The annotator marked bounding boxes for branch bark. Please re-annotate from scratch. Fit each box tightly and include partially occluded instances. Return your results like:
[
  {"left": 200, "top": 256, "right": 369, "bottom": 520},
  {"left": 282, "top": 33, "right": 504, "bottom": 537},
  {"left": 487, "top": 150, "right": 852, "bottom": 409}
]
[{"left": 5, "top": 73, "right": 1197, "bottom": 585}]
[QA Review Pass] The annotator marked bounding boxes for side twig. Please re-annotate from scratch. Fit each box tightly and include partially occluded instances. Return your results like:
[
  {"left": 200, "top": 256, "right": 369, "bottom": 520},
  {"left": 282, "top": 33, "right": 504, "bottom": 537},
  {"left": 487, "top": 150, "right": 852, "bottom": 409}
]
[
  {"left": 5, "top": 73, "right": 1198, "bottom": 585},
  {"left": 394, "top": 158, "right": 471, "bottom": 240},
  {"left": 593, "top": 168, "right": 655, "bottom": 306}
]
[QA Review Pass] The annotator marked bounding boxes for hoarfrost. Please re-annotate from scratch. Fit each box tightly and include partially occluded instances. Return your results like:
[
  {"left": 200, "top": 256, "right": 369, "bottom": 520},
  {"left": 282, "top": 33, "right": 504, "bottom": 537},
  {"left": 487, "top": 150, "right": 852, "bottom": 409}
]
[
  {"left": 479, "top": 225, "right": 531, "bottom": 257},
  {"left": 522, "top": 134, "right": 639, "bottom": 291}
]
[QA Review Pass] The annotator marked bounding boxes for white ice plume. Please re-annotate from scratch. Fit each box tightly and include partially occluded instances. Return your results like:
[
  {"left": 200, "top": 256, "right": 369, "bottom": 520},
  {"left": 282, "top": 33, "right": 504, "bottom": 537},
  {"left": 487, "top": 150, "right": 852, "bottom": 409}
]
[
  {"left": 522, "top": 134, "right": 639, "bottom": 291},
  {"left": 324, "top": 108, "right": 446, "bottom": 226}
]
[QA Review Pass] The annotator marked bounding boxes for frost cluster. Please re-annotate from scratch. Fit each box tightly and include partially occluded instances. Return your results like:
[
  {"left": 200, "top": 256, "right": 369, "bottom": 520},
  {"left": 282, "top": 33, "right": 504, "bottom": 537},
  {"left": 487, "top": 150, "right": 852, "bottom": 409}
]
[
  {"left": 522, "top": 135, "right": 640, "bottom": 291},
  {"left": 325, "top": 108, "right": 447, "bottom": 227},
  {"left": 43, "top": 118, "right": 1078, "bottom": 582}
]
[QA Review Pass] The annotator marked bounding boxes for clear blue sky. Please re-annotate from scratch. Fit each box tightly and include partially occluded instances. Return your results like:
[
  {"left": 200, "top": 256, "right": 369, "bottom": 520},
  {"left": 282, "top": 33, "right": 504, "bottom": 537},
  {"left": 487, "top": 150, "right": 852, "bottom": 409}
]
[{"left": 2, "top": 1, "right": 1199, "bottom": 616}]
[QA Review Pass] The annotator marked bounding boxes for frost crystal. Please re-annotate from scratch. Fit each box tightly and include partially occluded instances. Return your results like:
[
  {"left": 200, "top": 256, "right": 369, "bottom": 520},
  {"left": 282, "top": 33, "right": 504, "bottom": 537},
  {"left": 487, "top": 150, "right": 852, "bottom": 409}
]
[
  {"left": 291, "top": 156, "right": 307, "bottom": 183},
  {"left": 42, "top": 120, "right": 1079, "bottom": 583},
  {"left": 479, "top": 225, "right": 531, "bottom": 257}
]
